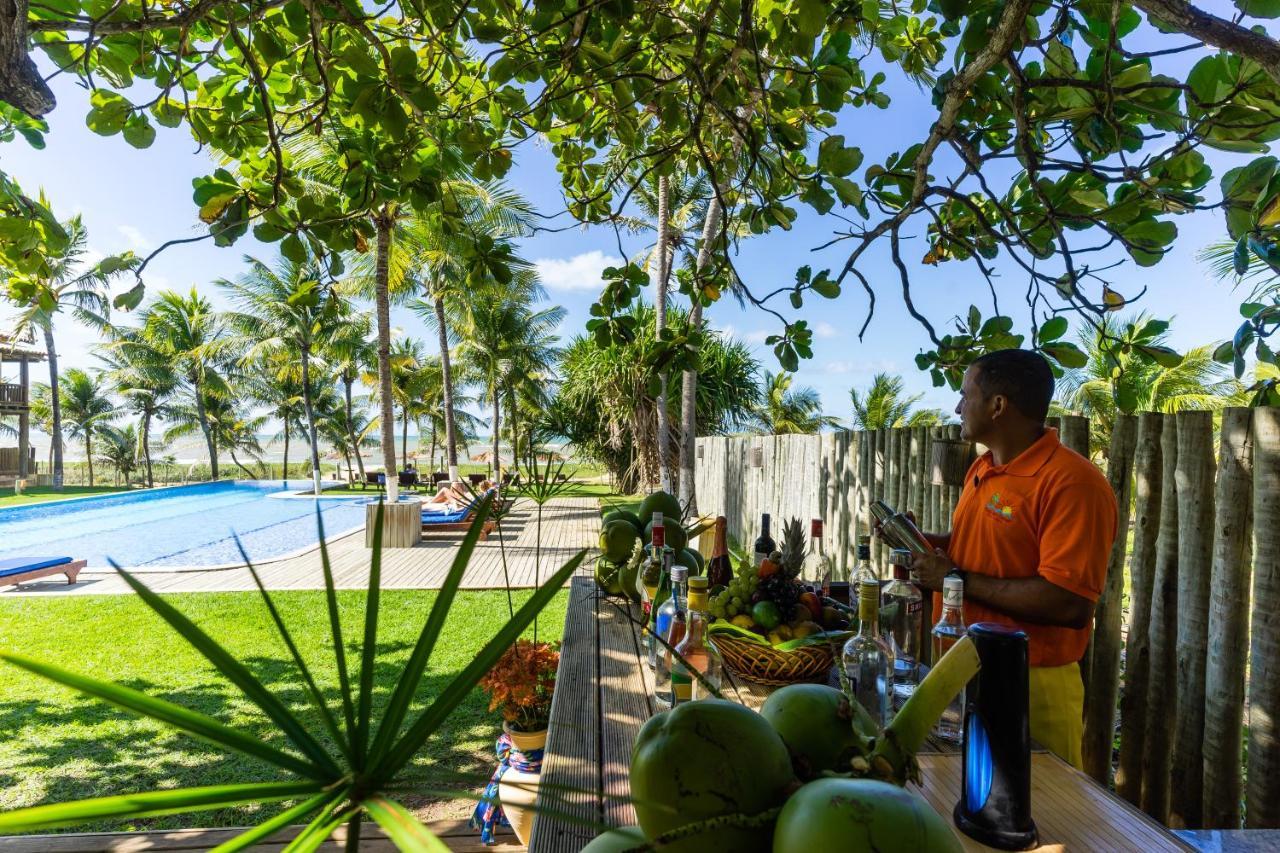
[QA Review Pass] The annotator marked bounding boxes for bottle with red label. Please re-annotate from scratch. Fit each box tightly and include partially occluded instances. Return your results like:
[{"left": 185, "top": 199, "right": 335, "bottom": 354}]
[{"left": 882, "top": 548, "right": 922, "bottom": 709}]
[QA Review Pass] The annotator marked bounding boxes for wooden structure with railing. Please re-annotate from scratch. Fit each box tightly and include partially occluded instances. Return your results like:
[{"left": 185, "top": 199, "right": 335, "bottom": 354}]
[
  {"left": 0, "top": 329, "right": 44, "bottom": 482},
  {"left": 694, "top": 409, "right": 1280, "bottom": 832}
]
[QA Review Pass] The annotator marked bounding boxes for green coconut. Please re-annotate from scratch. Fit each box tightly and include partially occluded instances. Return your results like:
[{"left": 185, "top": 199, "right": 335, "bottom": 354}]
[
  {"left": 759, "top": 684, "right": 874, "bottom": 780},
  {"left": 581, "top": 825, "right": 648, "bottom": 851},
  {"left": 643, "top": 515, "right": 688, "bottom": 553},
  {"left": 638, "top": 490, "right": 682, "bottom": 524},
  {"left": 631, "top": 699, "right": 796, "bottom": 853},
  {"left": 603, "top": 508, "right": 645, "bottom": 535},
  {"left": 772, "top": 778, "right": 961, "bottom": 853},
  {"left": 680, "top": 547, "right": 705, "bottom": 573},
  {"left": 600, "top": 519, "right": 640, "bottom": 562},
  {"left": 594, "top": 555, "right": 625, "bottom": 596}
]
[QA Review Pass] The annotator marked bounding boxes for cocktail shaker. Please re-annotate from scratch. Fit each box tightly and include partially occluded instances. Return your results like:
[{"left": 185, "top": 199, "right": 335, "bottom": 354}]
[{"left": 870, "top": 500, "right": 933, "bottom": 555}]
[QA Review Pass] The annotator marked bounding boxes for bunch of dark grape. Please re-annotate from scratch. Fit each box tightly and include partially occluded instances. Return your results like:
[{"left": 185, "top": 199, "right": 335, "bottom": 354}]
[{"left": 757, "top": 572, "right": 803, "bottom": 615}]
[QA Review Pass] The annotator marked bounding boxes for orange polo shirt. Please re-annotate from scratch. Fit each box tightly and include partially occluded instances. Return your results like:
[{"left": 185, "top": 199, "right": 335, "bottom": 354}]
[{"left": 937, "top": 428, "right": 1117, "bottom": 668}]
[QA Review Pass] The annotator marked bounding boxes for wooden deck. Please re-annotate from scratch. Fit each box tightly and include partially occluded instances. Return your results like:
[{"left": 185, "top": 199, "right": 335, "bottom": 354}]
[
  {"left": 0, "top": 497, "right": 599, "bottom": 596},
  {"left": 531, "top": 577, "right": 1192, "bottom": 853}
]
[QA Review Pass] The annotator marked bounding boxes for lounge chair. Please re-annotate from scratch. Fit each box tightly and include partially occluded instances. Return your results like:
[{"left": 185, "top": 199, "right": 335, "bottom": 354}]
[
  {"left": 363, "top": 472, "right": 385, "bottom": 491},
  {"left": 398, "top": 471, "right": 419, "bottom": 490},
  {"left": 0, "top": 556, "right": 87, "bottom": 588},
  {"left": 420, "top": 492, "right": 497, "bottom": 540}
]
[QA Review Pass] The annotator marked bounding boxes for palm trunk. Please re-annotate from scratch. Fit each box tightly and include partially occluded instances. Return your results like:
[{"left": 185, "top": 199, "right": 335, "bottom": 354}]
[
  {"left": 432, "top": 290, "right": 461, "bottom": 482},
  {"left": 374, "top": 209, "right": 399, "bottom": 502},
  {"left": 654, "top": 175, "right": 672, "bottom": 492},
  {"left": 85, "top": 432, "right": 94, "bottom": 487},
  {"left": 678, "top": 193, "right": 723, "bottom": 514},
  {"left": 301, "top": 347, "right": 323, "bottom": 495},
  {"left": 193, "top": 383, "right": 218, "bottom": 479},
  {"left": 229, "top": 450, "right": 256, "bottom": 479},
  {"left": 141, "top": 409, "right": 154, "bottom": 487},
  {"left": 42, "top": 324, "right": 64, "bottom": 490},
  {"left": 401, "top": 409, "right": 409, "bottom": 469},
  {"left": 282, "top": 428, "right": 290, "bottom": 482},
  {"left": 428, "top": 421, "right": 437, "bottom": 472},
  {"left": 343, "top": 374, "right": 366, "bottom": 480},
  {"left": 492, "top": 391, "right": 501, "bottom": 486}
]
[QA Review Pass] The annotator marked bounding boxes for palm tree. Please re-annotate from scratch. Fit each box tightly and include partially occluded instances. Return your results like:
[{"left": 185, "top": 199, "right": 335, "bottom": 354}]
[
  {"left": 99, "top": 331, "right": 176, "bottom": 487},
  {"left": 4, "top": 216, "right": 134, "bottom": 489},
  {"left": 458, "top": 297, "right": 565, "bottom": 486},
  {"left": 221, "top": 254, "right": 345, "bottom": 495},
  {"left": 167, "top": 395, "right": 268, "bottom": 479},
  {"left": 130, "top": 289, "right": 234, "bottom": 478},
  {"left": 850, "top": 372, "right": 948, "bottom": 430},
  {"left": 1057, "top": 313, "right": 1245, "bottom": 456},
  {"left": 27, "top": 382, "right": 55, "bottom": 471},
  {"left": 96, "top": 423, "right": 139, "bottom": 486},
  {"left": 58, "top": 367, "right": 115, "bottom": 486},
  {"left": 753, "top": 371, "right": 840, "bottom": 435},
  {"left": 323, "top": 314, "right": 377, "bottom": 482}
]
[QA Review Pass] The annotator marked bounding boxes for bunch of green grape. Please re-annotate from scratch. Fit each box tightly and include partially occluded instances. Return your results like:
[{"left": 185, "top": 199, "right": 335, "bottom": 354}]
[{"left": 709, "top": 563, "right": 760, "bottom": 620}]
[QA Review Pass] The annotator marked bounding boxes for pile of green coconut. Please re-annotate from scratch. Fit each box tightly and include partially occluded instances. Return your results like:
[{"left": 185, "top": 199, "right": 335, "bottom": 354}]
[
  {"left": 582, "top": 638, "right": 982, "bottom": 852},
  {"left": 595, "top": 491, "right": 703, "bottom": 599}
]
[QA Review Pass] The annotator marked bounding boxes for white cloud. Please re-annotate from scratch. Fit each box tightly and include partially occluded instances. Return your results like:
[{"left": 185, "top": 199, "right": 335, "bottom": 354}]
[
  {"left": 117, "top": 225, "right": 150, "bottom": 251},
  {"left": 814, "top": 321, "right": 837, "bottom": 338},
  {"left": 534, "top": 250, "right": 623, "bottom": 291},
  {"left": 821, "top": 358, "right": 899, "bottom": 376},
  {"left": 744, "top": 329, "right": 771, "bottom": 344}
]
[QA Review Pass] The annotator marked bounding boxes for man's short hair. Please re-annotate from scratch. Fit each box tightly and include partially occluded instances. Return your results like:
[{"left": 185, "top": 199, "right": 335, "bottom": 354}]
[{"left": 970, "top": 349, "right": 1054, "bottom": 422}]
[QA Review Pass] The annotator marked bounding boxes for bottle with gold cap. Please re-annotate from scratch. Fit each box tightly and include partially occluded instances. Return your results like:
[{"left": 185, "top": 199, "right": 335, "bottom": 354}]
[
  {"left": 841, "top": 578, "right": 894, "bottom": 727},
  {"left": 670, "top": 576, "right": 724, "bottom": 704}
]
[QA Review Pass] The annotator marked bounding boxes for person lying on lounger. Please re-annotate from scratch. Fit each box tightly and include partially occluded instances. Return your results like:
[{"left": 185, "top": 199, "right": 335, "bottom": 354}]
[{"left": 422, "top": 481, "right": 471, "bottom": 511}]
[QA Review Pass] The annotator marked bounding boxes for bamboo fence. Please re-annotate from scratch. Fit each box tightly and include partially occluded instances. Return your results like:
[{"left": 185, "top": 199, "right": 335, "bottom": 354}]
[{"left": 692, "top": 407, "right": 1280, "bottom": 830}]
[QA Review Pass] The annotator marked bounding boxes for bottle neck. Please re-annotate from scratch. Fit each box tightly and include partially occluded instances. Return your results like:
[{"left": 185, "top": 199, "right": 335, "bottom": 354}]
[
  {"left": 651, "top": 528, "right": 665, "bottom": 550},
  {"left": 759, "top": 516, "right": 771, "bottom": 538},
  {"left": 713, "top": 521, "right": 728, "bottom": 557}
]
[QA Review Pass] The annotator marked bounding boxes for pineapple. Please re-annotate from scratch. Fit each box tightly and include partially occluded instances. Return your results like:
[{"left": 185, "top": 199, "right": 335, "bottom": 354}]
[
  {"left": 756, "top": 517, "right": 807, "bottom": 616},
  {"left": 778, "top": 517, "right": 806, "bottom": 579}
]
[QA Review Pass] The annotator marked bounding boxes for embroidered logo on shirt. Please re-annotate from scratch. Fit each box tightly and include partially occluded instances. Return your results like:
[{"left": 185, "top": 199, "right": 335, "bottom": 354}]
[{"left": 985, "top": 492, "right": 1015, "bottom": 522}]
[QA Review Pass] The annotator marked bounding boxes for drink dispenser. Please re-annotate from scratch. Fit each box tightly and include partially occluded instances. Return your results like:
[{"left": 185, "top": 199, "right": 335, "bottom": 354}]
[{"left": 954, "top": 622, "right": 1038, "bottom": 851}]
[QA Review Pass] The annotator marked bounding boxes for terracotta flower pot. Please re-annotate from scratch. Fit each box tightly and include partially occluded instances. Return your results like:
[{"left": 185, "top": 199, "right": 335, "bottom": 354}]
[{"left": 498, "top": 723, "right": 547, "bottom": 845}]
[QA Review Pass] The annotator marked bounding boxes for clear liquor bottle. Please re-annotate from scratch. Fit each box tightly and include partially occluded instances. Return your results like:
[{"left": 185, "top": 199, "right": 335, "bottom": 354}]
[
  {"left": 803, "top": 518, "right": 833, "bottom": 598},
  {"left": 853, "top": 535, "right": 877, "bottom": 587},
  {"left": 653, "top": 565, "right": 688, "bottom": 710},
  {"left": 881, "top": 550, "right": 922, "bottom": 709},
  {"left": 645, "top": 551, "right": 673, "bottom": 670},
  {"left": 842, "top": 578, "right": 894, "bottom": 728},
  {"left": 671, "top": 576, "right": 723, "bottom": 703},
  {"left": 637, "top": 511, "right": 666, "bottom": 620},
  {"left": 931, "top": 573, "right": 967, "bottom": 743}
]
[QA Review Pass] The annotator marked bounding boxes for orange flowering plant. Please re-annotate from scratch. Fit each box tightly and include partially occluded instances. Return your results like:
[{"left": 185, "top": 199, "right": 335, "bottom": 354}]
[{"left": 479, "top": 640, "right": 560, "bottom": 733}]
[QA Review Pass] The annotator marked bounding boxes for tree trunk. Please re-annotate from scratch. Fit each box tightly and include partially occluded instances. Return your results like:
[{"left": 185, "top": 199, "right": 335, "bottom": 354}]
[
  {"left": 401, "top": 408, "right": 409, "bottom": 469},
  {"left": 1169, "top": 411, "right": 1215, "bottom": 830},
  {"left": 85, "top": 432, "right": 93, "bottom": 487},
  {"left": 492, "top": 392, "right": 501, "bottom": 487},
  {"left": 1142, "top": 415, "right": 1178, "bottom": 822},
  {"left": 374, "top": 210, "right": 399, "bottom": 502},
  {"left": 677, "top": 193, "right": 723, "bottom": 515},
  {"left": 141, "top": 409, "right": 154, "bottom": 488},
  {"left": 1082, "top": 414, "right": 1137, "bottom": 784},
  {"left": 1246, "top": 406, "right": 1280, "bottom": 828},
  {"left": 1202, "top": 408, "right": 1253, "bottom": 828},
  {"left": 1116, "top": 412, "right": 1164, "bottom": 805},
  {"left": 193, "top": 383, "right": 218, "bottom": 480},
  {"left": 344, "top": 374, "right": 366, "bottom": 481},
  {"left": 428, "top": 421, "right": 437, "bottom": 474},
  {"left": 282, "top": 428, "right": 290, "bottom": 482},
  {"left": 301, "top": 347, "right": 322, "bottom": 495},
  {"left": 654, "top": 174, "right": 672, "bottom": 492},
  {"left": 229, "top": 450, "right": 256, "bottom": 479},
  {"left": 42, "top": 324, "right": 64, "bottom": 490},
  {"left": 432, "top": 291, "right": 461, "bottom": 482}
]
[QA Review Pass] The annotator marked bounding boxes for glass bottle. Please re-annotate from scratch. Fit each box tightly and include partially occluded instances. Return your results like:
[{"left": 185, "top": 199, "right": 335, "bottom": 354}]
[
  {"left": 803, "top": 518, "right": 833, "bottom": 598},
  {"left": 882, "top": 549, "right": 922, "bottom": 709},
  {"left": 706, "top": 515, "right": 733, "bottom": 589},
  {"left": 637, "top": 511, "right": 666, "bottom": 620},
  {"left": 654, "top": 565, "right": 688, "bottom": 710},
  {"left": 646, "top": 551, "right": 674, "bottom": 670},
  {"left": 841, "top": 578, "right": 894, "bottom": 728},
  {"left": 671, "top": 576, "right": 723, "bottom": 703},
  {"left": 753, "top": 513, "right": 776, "bottom": 568},
  {"left": 931, "top": 573, "right": 967, "bottom": 743},
  {"left": 853, "top": 535, "right": 877, "bottom": 586}
]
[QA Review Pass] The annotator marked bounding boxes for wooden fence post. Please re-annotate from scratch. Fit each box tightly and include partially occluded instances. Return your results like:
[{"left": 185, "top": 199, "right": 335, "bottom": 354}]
[
  {"left": 944, "top": 425, "right": 963, "bottom": 525},
  {"left": 1058, "top": 414, "right": 1090, "bottom": 457},
  {"left": 1202, "top": 408, "right": 1254, "bottom": 829},
  {"left": 1082, "top": 414, "right": 1138, "bottom": 784},
  {"left": 897, "top": 426, "right": 912, "bottom": 517},
  {"left": 911, "top": 427, "right": 928, "bottom": 523},
  {"left": 872, "top": 428, "right": 886, "bottom": 571},
  {"left": 1116, "top": 412, "right": 1164, "bottom": 805},
  {"left": 1170, "top": 411, "right": 1215, "bottom": 830},
  {"left": 1247, "top": 407, "right": 1280, "bottom": 828},
  {"left": 1142, "top": 415, "right": 1179, "bottom": 822}
]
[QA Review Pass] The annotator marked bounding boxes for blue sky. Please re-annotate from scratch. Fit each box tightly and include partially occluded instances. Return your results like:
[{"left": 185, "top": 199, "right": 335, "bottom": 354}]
[{"left": 0, "top": 44, "right": 1255, "bottom": 429}]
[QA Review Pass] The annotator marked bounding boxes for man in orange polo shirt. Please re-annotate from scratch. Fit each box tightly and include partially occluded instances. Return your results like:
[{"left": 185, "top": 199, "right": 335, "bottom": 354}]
[{"left": 910, "top": 349, "right": 1117, "bottom": 767}]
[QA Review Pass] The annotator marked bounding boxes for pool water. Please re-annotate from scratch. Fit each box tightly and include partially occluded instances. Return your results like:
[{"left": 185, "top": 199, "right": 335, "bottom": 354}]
[{"left": 0, "top": 481, "right": 368, "bottom": 569}]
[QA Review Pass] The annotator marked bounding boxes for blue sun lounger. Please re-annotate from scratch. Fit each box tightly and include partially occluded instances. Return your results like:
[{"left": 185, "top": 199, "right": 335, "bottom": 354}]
[
  {"left": 420, "top": 492, "right": 497, "bottom": 540},
  {"left": 0, "top": 556, "right": 87, "bottom": 588}
]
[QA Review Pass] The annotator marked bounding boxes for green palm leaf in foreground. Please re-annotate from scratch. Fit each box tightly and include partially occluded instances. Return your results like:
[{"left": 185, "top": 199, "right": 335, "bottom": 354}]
[{"left": 0, "top": 494, "right": 587, "bottom": 850}]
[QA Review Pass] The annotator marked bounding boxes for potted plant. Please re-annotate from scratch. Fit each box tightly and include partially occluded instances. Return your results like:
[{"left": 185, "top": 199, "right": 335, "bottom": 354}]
[{"left": 473, "top": 639, "right": 559, "bottom": 845}]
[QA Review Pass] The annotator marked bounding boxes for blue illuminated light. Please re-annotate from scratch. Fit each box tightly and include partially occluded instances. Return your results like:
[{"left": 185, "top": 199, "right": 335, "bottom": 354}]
[{"left": 965, "top": 713, "right": 993, "bottom": 812}]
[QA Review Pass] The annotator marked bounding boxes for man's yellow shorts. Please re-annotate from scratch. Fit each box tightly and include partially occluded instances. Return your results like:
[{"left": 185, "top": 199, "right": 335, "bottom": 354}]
[{"left": 1029, "top": 662, "right": 1084, "bottom": 768}]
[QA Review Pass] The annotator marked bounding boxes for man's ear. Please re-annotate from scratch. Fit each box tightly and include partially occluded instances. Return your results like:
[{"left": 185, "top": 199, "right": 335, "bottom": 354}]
[{"left": 989, "top": 393, "right": 1008, "bottom": 421}]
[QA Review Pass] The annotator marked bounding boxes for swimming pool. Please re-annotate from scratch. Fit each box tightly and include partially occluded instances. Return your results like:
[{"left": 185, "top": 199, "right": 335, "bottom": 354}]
[{"left": 0, "top": 481, "right": 368, "bottom": 570}]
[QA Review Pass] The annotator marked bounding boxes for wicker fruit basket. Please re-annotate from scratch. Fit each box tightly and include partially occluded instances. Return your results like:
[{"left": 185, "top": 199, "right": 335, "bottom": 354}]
[{"left": 711, "top": 633, "right": 836, "bottom": 686}]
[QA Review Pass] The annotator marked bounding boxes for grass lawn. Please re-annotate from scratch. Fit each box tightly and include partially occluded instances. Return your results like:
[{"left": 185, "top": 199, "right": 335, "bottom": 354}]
[
  {"left": 0, "top": 486, "right": 130, "bottom": 509},
  {"left": 0, "top": 588, "right": 567, "bottom": 834}
]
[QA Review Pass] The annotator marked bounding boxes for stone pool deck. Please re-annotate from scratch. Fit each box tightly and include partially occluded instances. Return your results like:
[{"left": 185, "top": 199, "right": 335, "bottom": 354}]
[{"left": 0, "top": 497, "right": 599, "bottom": 595}]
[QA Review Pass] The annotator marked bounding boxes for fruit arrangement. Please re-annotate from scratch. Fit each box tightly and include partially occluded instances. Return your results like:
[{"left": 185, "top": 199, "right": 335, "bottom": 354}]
[{"left": 582, "top": 635, "right": 983, "bottom": 852}]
